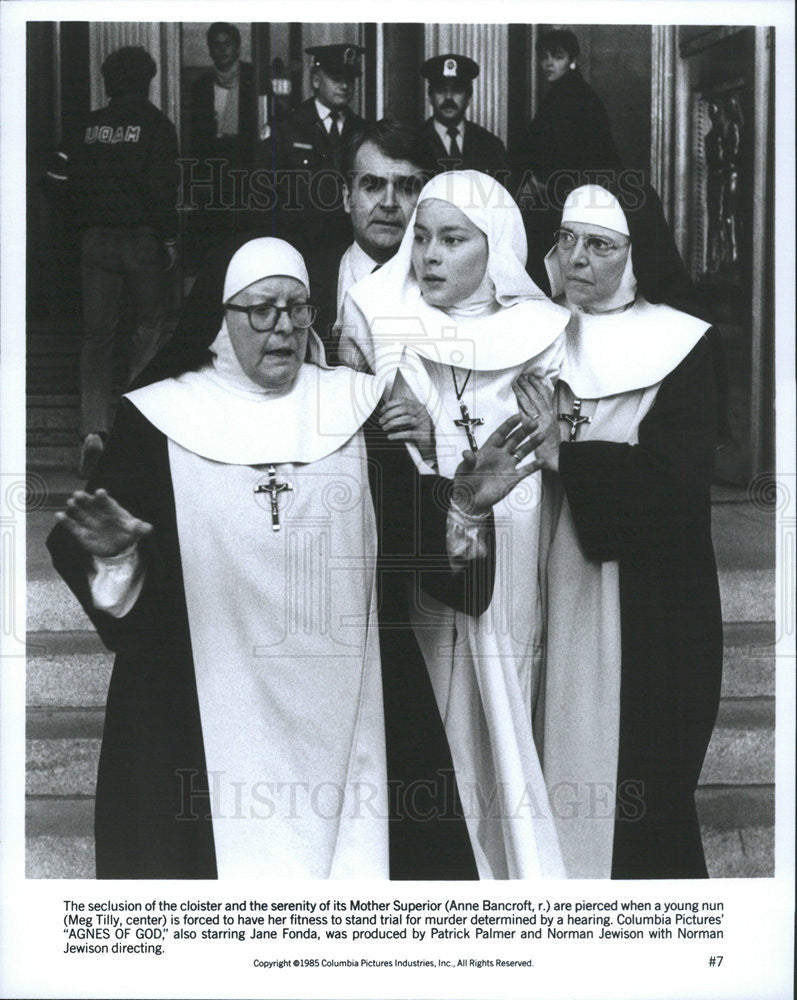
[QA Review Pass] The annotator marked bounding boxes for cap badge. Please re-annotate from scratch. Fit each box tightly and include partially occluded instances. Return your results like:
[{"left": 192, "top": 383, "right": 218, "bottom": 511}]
[
  {"left": 443, "top": 57, "right": 457, "bottom": 77},
  {"left": 343, "top": 47, "right": 357, "bottom": 65}
]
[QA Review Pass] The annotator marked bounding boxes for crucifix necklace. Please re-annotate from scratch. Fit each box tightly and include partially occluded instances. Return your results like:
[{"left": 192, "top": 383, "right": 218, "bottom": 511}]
[
  {"left": 451, "top": 367, "right": 483, "bottom": 451},
  {"left": 558, "top": 398, "right": 591, "bottom": 442},
  {"left": 254, "top": 465, "right": 293, "bottom": 531}
]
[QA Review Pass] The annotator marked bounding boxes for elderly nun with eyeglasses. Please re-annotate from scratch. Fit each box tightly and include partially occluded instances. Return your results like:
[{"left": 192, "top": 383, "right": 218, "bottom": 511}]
[
  {"left": 46, "top": 237, "right": 547, "bottom": 882},
  {"left": 515, "top": 184, "right": 724, "bottom": 880}
]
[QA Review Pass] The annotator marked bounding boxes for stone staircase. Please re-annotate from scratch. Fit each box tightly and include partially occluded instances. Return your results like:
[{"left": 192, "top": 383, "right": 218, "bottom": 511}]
[
  {"left": 27, "top": 321, "right": 126, "bottom": 470},
  {"left": 25, "top": 466, "right": 776, "bottom": 878}
]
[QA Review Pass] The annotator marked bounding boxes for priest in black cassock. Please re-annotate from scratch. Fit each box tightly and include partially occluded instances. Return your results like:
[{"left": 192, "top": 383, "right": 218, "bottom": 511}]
[
  {"left": 516, "top": 184, "right": 723, "bottom": 879},
  {"left": 47, "top": 237, "right": 545, "bottom": 880}
]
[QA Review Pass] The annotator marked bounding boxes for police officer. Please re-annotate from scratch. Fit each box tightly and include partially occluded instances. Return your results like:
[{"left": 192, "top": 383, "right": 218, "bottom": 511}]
[
  {"left": 273, "top": 43, "right": 367, "bottom": 247},
  {"left": 42, "top": 46, "right": 179, "bottom": 476},
  {"left": 420, "top": 54, "right": 509, "bottom": 178}
]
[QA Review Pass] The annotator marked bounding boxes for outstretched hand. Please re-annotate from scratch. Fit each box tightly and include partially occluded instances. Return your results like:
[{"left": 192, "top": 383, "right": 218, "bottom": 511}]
[
  {"left": 54, "top": 489, "right": 153, "bottom": 557},
  {"left": 452, "top": 415, "right": 544, "bottom": 515}
]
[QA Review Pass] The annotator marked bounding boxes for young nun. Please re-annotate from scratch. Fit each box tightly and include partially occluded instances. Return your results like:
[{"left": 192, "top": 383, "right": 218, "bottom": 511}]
[
  {"left": 338, "top": 171, "right": 570, "bottom": 879},
  {"left": 515, "top": 185, "right": 723, "bottom": 878},
  {"left": 47, "top": 237, "right": 542, "bottom": 880}
]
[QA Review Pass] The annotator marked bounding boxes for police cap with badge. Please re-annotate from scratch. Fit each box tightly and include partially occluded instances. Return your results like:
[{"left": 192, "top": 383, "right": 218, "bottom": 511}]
[
  {"left": 306, "top": 43, "right": 365, "bottom": 79},
  {"left": 422, "top": 53, "right": 480, "bottom": 88}
]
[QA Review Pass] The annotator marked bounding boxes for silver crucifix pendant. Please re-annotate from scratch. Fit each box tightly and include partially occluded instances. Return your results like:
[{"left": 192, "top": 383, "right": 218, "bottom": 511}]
[
  {"left": 558, "top": 398, "right": 591, "bottom": 442},
  {"left": 454, "top": 402, "right": 484, "bottom": 451},
  {"left": 254, "top": 465, "right": 293, "bottom": 531}
]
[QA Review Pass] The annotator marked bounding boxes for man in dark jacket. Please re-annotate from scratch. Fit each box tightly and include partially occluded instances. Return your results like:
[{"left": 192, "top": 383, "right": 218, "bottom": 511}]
[
  {"left": 272, "top": 43, "right": 367, "bottom": 248},
  {"left": 42, "top": 46, "right": 179, "bottom": 477},
  {"left": 420, "top": 54, "right": 510, "bottom": 179},
  {"left": 188, "top": 22, "right": 257, "bottom": 168},
  {"left": 185, "top": 22, "right": 258, "bottom": 253}
]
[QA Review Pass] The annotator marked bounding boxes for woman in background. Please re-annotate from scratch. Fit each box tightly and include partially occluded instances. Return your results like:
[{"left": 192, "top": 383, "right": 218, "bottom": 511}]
[
  {"left": 520, "top": 28, "right": 622, "bottom": 188},
  {"left": 515, "top": 29, "right": 623, "bottom": 286}
]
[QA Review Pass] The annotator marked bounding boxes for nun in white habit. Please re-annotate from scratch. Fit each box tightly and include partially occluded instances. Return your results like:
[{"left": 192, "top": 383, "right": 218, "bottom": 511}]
[
  {"left": 516, "top": 185, "right": 723, "bottom": 879},
  {"left": 338, "top": 171, "right": 570, "bottom": 879},
  {"left": 48, "top": 237, "right": 541, "bottom": 880}
]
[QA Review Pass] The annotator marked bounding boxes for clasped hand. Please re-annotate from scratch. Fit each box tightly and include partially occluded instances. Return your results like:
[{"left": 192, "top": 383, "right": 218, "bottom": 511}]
[
  {"left": 55, "top": 489, "right": 153, "bottom": 557},
  {"left": 378, "top": 371, "right": 436, "bottom": 465}
]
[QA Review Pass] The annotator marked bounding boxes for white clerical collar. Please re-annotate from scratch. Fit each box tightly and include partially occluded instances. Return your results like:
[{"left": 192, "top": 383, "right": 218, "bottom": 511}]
[
  {"left": 433, "top": 118, "right": 465, "bottom": 150},
  {"left": 125, "top": 363, "right": 383, "bottom": 465},
  {"left": 560, "top": 297, "right": 710, "bottom": 398},
  {"left": 315, "top": 99, "right": 345, "bottom": 130}
]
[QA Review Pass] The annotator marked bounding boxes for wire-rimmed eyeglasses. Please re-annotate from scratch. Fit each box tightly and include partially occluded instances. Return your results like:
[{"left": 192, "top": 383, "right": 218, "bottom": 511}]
[{"left": 553, "top": 229, "right": 630, "bottom": 258}]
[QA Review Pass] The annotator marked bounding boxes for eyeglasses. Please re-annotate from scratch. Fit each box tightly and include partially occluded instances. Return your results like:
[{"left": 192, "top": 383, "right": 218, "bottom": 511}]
[
  {"left": 225, "top": 302, "right": 317, "bottom": 332},
  {"left": 553, "top": 229, "right": 630, "bottom": 257}
]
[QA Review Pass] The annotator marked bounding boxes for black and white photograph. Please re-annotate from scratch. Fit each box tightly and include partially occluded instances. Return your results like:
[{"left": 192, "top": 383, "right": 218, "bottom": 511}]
[{"left": 1, "top": 2, "right": 794, "bottom": 998}]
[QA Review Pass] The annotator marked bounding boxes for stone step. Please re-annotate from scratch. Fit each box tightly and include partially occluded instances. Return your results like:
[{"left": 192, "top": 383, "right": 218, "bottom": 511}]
[
  {"left": 699, "top": 697, "right": 775, "bottom": 785},
  {"left": 24, "top": 624, "right": 775, "bottom": 717},
  {"left": 27, "top": 445, "right": 81, "bottom": 470},
  {"left": 23, "top": 472, "right": 85, "bottom": 511},
  {"left": 721, "top": 622, "right": 775, "bottom": 697},
  {"left": 26, "top": 735, "right": 100, "bottom": 797},
  {"left": 701, "top": 826, "right": 774, "bottom": 878},
  {"left": 695, "top": 784, "right": 774, "bottom": 830},
  {"left": 24, "top": 697, "right": 774, "bottom": 802},
  {"left": 27, "top": 400, "right": 80, "bottom": 431},
  {"left": 27, "top": 797, "right": 93, "bottom": 837},
  {"left": 27, "top": 708, "right": 105, "bottom": 740},
  {"left": 25, "top": 831, "right": 773, "bottom": 879},
  {"left": 27, "top": 394, "right": 80, "bottom": 407},
  {"left": 24, "top": 795, "right": 773, "bottom": 879},
  {"left": 27, "top": 319, "right": 83, "bottom": 338},
  {"left": 27, "top": 633, "right": 112, "bottom": 709},
  {"left": 27, "top": 788, "right": 773, "bottom": 842},
  {"left": 27, "top": 577, "right": 94, "bottom": 632},
  {"left": 27, "top": 427, "right": 80, "bottom": 446},
  {"left": 26, "top": 542, "right": 780, "bottom": 655},
  {"left": 27, "top": 375, "right": 80, "bottom": 398},
  {"left": 718, "top": 570, "right": 775, "bottom": 623},
  {"left": 27, "top": 333, "right": 82, "bottom": 355},
  {"left": 26, "top": 402, "right": 119, "bottom": 436},
  {"left": 26, "top": 836, "right": 95, "bottom": 879}
]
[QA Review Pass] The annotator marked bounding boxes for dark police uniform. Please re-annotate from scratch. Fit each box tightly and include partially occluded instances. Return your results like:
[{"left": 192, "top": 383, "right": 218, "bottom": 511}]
[
  {"left": 420, "top": 54, "right": 510, "bottom": 178},
  {"left": 271, "top": 44, "right": 367, "bottom": 247}
]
